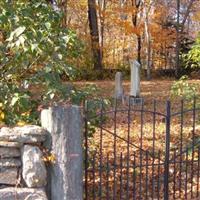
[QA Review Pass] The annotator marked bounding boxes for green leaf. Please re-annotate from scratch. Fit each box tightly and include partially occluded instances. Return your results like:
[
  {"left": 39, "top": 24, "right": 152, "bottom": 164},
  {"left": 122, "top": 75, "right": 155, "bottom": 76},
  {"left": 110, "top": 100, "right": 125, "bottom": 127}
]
[
  {"left": 0, "top": 0, "right": 83, "bottom": 126},
  {"left": 14, "top": 26, "right": 26, "bottom": 37},
  {"left": 31, "top": 43, "right": 38, "bottom": 52},
  {"left": 18, "top": 35, "right": 25, "bottom": 47},
  {"left": 11, "top": 95, "right": 19, "bottom": 106},
  {"left": 45, "top": 22, "right": 51, "bottom": 29},
  {"left": 57, "top": 54, "right": 62, "bottom": 60}
]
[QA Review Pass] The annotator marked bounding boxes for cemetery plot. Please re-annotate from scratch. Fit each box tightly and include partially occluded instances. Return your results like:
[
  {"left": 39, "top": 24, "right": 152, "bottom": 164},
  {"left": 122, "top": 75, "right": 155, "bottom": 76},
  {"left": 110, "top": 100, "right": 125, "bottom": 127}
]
[{"left": 84, "top": 98, "right": 200, "bottom": 200}]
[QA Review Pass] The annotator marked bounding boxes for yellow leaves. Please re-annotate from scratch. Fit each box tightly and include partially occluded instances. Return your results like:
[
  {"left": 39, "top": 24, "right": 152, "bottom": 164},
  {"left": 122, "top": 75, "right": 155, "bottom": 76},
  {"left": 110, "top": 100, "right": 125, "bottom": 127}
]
[
  {"left": 117, "top": 20, "right": 140, "bottom": 35},
  {"left": 42, "top": 147, "right": 56, "bottom": 164},
  {"left": 0, "top": 103, "right": 5, "bottom": 123},
  {"left": 43, "top": 152, "right": 56, "bottom": 164},
  {"left": 17, "top": 121, "right": 27, "bottom": 126},
  {"left": 0, "top": 111, "right": 5, "bottom": 121},
  {"left": 16, "top": 111, "right": 31, "bottom": 126},
  {"left": 0, "top": 110, "right": 5, "bottom": 127},
  {"left": 21, "top": 111, "right": 30, "bottom": 117}
]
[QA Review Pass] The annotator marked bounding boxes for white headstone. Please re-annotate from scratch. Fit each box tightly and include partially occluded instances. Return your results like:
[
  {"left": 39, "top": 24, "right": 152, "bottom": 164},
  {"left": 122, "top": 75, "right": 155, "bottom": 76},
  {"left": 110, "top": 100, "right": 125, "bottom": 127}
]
[
  {"left": 130, "top": 60, "right": 141, "bottom": 97},
  {"left": 114, "top": 72, "right": 124, "bottom": 100}
]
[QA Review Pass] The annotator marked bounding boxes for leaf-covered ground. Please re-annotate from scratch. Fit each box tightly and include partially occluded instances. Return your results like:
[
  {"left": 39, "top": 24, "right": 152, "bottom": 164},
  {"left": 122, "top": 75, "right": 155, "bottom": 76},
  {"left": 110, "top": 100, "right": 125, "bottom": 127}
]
[
  {"left": 82, "top": 79, "right": 200, "bottom": 199},
  {"left": 75, "top": 79, "right": 200, "bottom": 99}
]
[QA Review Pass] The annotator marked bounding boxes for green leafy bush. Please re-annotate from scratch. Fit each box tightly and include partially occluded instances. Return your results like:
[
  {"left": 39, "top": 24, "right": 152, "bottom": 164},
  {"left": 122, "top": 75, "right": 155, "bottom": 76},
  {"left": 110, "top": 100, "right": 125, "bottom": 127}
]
[
  {"left": 170, "top": 75, "right": 197, "bottom": 101},
  {"left": 0, "top": 0, "right": 90, "bottom": 125},
  {"left": 184, "top": 34, "right": 200, "bottom": 69},
  {"left": 85, "top": 98, "right": 111, "bottom": 137}
]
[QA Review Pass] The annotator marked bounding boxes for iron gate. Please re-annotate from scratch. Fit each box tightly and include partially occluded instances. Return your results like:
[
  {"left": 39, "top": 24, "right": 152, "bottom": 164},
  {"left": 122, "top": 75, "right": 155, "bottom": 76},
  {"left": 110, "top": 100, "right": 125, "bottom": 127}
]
[{"left": 84, "top": 97, "right": 200, "bottom": 200}]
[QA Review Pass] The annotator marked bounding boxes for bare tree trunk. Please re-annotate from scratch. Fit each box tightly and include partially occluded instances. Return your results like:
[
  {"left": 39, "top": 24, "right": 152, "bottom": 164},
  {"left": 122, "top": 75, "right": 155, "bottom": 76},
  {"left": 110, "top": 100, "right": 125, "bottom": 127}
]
[
  {"left": 144, "top": 6, "right": 151, "bottom": 80},
  {"left": 57, "top": 0, "right": 68, "bottom": 26},
  {"left": 175, "top": 0, "right": 195, "bottom": 78},
  {"left": 132, "top": 0, "right": 142, "bottom": 64},
  {"left": 175, "top": 0, "right": 180, "bottom": 78},
  {"left": 88, "top": 0, "right": 103, "bottom": 70},
  {"left": 180, "top": 0, "right": 195, "bottom": 32},
  {"left": 49, "top": 0, "right": 60, "bottom": 11},
  {"left": 98, "top": 0, "right": 106, "bottom": 62},
  {"left": 62, "top": 0, "right": 68, "bottom": 27},
  {"left": 137, "top": 35, "right": 141, "bottom": 64}
]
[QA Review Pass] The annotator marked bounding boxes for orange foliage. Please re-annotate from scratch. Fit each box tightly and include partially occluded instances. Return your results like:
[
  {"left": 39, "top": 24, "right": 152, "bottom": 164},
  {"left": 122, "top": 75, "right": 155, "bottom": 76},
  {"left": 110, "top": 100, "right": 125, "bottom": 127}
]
[{"left": 63, "top": 0, "right": 199, "bottom": 69}]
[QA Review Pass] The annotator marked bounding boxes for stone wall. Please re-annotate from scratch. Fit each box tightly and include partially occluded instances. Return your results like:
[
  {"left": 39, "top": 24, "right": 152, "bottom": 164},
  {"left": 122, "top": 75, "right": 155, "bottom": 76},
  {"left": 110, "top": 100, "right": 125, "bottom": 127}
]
[{"left": 0, "top": 125, "right": 48, "bottom": 200}]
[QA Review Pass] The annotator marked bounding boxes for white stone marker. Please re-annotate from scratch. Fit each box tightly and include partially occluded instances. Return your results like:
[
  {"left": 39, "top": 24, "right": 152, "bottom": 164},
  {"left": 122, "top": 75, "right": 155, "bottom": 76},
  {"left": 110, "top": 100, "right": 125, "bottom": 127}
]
[
  {"left": 114, "top": 72, "right": 124, "bottom": 101},
  {"left": 130, "top": 60, "right": 141, "bottom": 97}
]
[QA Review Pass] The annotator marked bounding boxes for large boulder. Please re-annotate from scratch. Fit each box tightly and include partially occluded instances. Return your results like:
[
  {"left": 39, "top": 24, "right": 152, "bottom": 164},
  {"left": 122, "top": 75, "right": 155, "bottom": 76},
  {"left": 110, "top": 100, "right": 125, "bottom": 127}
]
[
  {"left": 0, "top": 141, "right": 21, "bottom": 148},
  {"left": 22, "top": 145, "right": 47, "bottom": 187},
  {"left": 0, "top": 147, "right": 20, "bottom": 158},
  {"left": 0, "top": 158, "right": 21, "bottom": 167},
  {"left": 0, "top": 187, "right": 47, "bottom": 200},
  {"left": 0, "top": 168, "right": 18, "bottom": 185},
  {"left": 0, "top": 125, "right": 48, "bottom": 144}
]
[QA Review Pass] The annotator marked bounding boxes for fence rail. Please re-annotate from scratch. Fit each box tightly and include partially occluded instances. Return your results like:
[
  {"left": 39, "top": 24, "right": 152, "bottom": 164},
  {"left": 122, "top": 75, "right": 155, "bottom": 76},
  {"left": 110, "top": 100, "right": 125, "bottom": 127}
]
[{"left": 84, "top": 97, "right": 200, "bottom": 200}]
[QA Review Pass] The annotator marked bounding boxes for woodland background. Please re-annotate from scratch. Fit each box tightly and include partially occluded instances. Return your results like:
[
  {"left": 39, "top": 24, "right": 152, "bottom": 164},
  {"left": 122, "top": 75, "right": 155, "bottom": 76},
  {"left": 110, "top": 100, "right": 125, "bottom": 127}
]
[
  {"left": 63, "top": 0, "right": 200, "bottom": 79},
  {"left": 0, "top": 0, "right": 200, "bottom": 125}
]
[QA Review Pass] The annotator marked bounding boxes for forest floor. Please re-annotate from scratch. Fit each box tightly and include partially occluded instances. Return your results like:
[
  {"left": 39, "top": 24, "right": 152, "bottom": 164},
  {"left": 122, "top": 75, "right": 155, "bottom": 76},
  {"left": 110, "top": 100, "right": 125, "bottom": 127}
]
[
  {"left": 75, "top": 79, "right": 200, "bottom": 100},
  {"left": 81, "top": 79, "right": 200, "bottom": 199}
]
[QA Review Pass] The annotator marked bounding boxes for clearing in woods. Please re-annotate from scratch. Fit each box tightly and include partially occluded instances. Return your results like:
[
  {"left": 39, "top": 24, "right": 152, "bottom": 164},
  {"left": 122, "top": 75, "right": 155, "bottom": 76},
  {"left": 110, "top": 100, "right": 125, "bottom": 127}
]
[{"left": 82, "top": 79, "right": 200, "bottom": 199}]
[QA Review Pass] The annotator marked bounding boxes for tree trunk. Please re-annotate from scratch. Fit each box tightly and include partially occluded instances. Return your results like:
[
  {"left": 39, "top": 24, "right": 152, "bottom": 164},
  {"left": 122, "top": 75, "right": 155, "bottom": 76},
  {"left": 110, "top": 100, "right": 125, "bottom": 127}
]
[
  {"left": 146, "top": 40, "right": 151, "bottom": 80},
  {"left": 175, "top": 0, "right": 180, "bottom": 78},
  {"left": 144, "top": 1, "right": 152, "bottom": 80},
  {"left": 62, "top": 0, "right": 68, "bottom": 27},
  {"left": 175, "top": 0, "right": 194, "bottom": 78},
  {"left": 98, "top": 0, "right": 106, "bottom": 62},
  {"left": 132, "top": 0, "right": 142, "bottom": 64},
  {"left": 137, "top": 35, "right": 141, "bottom": 64},
  {"left": 88, "top": 0, "right": 103, "bottom": 70},
  {"left": 49, "top": 0, "right": 60, "bottom": 11}
]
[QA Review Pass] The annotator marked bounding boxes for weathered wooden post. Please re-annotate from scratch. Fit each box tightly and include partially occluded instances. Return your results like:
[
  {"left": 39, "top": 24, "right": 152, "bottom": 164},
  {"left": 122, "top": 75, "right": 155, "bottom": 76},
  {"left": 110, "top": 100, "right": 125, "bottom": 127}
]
[{"left": 41, "top": 106, "right": 83, "bottom": 200}]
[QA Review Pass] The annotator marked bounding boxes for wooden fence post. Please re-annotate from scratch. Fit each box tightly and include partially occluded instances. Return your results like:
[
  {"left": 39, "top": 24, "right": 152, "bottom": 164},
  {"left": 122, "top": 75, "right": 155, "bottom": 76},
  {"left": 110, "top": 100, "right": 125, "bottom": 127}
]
[{"left": 41, "top": 106, "right": 83, "bottom": 200}]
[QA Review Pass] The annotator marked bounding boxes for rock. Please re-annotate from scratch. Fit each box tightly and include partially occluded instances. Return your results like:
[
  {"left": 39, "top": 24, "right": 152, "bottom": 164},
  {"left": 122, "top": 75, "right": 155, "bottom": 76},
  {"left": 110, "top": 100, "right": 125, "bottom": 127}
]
[
  {"left": 0, "top": 187, "right": 47, "bottom": 200},
  {"left": 0, "top": 158, "right": 21, "bottom": 167},
  {"left": 0, "top": 168, "right": 18, "bottom": 185},
  {"left": 0, "top": 141, "right": 21, "bottom": 148},
  {"left": 41, "top": 106, "right": 83, "bottom": 200},
  {"left": 114, "top": 72, "right": 124, "bottom": 101},
  {"left": 22, "top": 145, "right": 47, "bottom": 188},
  {"left": 0, "top": 125, "right": 47, "bottom": 144},
  {"left": 0, "top": 147, "right": 20, "bottom": 158}
]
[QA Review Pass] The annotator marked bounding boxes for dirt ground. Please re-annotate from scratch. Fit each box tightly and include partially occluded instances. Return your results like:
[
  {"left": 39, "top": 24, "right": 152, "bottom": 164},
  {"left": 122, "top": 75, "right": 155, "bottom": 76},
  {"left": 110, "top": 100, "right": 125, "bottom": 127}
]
[
  {"left": 83, "top": 79, "right": 200, "bottom": 199},
  {"left": 75, "top": 79, "right": 200, "bottom": 100}
]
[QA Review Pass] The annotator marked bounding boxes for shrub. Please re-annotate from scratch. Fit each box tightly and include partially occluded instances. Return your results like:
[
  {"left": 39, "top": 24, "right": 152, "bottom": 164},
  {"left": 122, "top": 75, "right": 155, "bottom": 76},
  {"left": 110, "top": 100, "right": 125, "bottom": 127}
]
[
  {"left": 0, "top": 0, "right": 89, "bottom": 125},
  {"left": 170, "top": 75, "right": 198, "bottom": 102}
]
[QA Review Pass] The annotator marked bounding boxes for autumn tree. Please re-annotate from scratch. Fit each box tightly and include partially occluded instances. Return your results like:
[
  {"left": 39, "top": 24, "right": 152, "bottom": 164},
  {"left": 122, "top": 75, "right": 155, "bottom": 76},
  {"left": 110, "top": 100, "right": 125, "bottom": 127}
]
[
  {"left": 0, "top": 0, "right": 90, "bottom": 124},
  {"left": 175, "top": 0, "right": 196, "bottom": 77},
  {"left": 88, "top": 0, "right": 103, "bottom": 70},
  {"left": 97, "top": 0, "right": 107, "bottom": 60},
  {"left": 59, "top": 0, "right": 200, "bottom": 76}
]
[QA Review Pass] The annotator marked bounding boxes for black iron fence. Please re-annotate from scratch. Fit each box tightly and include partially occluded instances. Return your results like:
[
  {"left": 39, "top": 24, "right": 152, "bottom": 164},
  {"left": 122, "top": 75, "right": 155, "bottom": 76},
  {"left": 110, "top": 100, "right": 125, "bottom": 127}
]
[{"left": 84, "top": 97, "right": 200, "bottom": 199}]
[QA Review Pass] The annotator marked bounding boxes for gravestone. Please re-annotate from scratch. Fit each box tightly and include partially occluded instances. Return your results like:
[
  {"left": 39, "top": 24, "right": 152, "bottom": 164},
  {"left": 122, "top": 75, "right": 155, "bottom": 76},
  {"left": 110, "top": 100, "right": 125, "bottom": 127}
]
[
  {"left": 114, "top": 72, "right": 124, "bottom": 102},
  {"left": 130, "top": 60, "right": 141, "bottom": 97}
]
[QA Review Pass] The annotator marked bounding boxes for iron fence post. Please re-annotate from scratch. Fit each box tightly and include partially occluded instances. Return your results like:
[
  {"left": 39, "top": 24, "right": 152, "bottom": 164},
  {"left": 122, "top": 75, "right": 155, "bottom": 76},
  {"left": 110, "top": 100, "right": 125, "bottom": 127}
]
[
  {"left": 84, "top": 101, "right": 88, "bottom": 200},
  {"left": 164, "top": 101, "right": 171, "bottom": 200}
]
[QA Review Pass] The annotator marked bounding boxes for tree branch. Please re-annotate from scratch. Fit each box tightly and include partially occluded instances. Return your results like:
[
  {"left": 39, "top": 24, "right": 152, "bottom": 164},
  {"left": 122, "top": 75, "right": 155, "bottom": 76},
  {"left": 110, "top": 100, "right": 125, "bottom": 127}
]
[{"left": 180, "top": 0, "right": 195, "bottom": 32}]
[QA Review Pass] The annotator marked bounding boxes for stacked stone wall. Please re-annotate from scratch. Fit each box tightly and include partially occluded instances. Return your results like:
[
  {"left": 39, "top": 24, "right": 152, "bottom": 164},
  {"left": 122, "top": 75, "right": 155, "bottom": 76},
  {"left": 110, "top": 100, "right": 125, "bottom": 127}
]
[{"left": 0, "top": 125, "right": 48, "bottom": 200}]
